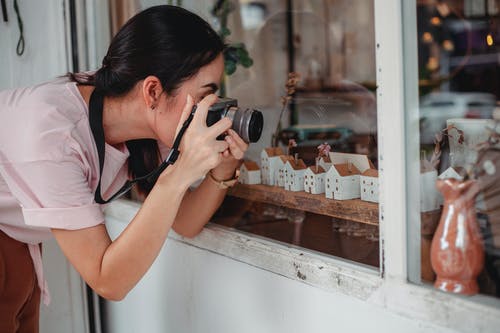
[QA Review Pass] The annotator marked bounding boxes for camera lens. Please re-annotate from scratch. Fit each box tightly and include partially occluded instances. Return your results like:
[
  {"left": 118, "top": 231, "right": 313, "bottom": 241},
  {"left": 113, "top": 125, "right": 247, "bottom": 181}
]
[
  {"left": 248, "top": 110, "right": 264, "bottom": 143},
  {"left": 231, "top": 107, "right": 263, "bottom": 143},
  {"left": 206, "top": 98, "right": 263, "bottom": 143}
]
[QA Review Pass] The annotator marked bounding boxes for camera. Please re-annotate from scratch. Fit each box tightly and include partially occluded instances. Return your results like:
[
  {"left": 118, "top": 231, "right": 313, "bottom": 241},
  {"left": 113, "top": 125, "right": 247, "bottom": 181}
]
[{"left": 206, "top": 98, "right": 263, "bottom": 143}]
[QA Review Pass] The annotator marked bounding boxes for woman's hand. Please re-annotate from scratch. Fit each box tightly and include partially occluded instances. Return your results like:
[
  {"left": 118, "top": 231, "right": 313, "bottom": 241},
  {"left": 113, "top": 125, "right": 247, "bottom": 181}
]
[
  {"left": 163, "top": 94, "right": 232, "bottom": 187},
  {"left": 210, "top": 128, "right": 249, "bottom": 180}
]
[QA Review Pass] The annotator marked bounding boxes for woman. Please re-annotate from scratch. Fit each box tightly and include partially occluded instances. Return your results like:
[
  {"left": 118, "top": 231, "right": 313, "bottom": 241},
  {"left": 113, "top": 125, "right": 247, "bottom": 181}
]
[{"left": 0, "top": 5, "right": 247, "bottom": 332}]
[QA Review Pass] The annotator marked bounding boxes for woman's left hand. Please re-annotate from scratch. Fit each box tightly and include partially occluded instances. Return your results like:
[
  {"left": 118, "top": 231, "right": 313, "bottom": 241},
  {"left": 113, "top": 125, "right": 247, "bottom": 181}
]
[{"left": 210, "top": 129, "right": 248, "bottom": 180}]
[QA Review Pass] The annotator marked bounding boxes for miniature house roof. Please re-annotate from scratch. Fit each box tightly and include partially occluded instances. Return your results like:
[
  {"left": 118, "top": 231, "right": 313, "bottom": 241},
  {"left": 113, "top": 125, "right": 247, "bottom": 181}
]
[
  {"left": 306, "top": 166, "right": 326, "bottom": 174},
  {"left": 438, "top": 166, "right": 465, "bottom": 180},
  {"left": 285, "top": 159, "right": 307, "bottom": 171},
  {"left": 332, "top": 163, "right": 361, "bottom": 177},
  {"left": 264, "top": 147, "right": 285, "bottom": 157},
  {"left": 362, "top": 169, "right": 378, "bottom": 177},
  {"left": 242, "top": 160, "right": 260, "bottom": 171},
  {"left": 279, "top": 155, "right": 294, "bottom": 163},
  {"left": 328, "top": 152, "right": 372, "bottom": 173}
]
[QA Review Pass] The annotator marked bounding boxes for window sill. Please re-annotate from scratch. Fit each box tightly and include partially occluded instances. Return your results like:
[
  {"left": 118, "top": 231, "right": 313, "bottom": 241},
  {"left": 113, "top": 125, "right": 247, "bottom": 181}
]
[
  {"left": 104, "top": 199, "right": 500, "bottom": 331},
  {"left": 104, "top": 198, "right": 381, "bottom": 301}
]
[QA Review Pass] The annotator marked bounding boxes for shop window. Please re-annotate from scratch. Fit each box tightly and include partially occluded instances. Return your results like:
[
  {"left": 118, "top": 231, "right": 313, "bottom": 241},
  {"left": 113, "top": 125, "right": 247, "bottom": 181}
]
[
  {"left": 209, "top": 0, "right": 379, "bottom": 268},
  {"left": 412, "top": 0, "right": 500, "bottom": 298},
  {"left": 128, "top": 0, "right": 379, "bottom": 269}
]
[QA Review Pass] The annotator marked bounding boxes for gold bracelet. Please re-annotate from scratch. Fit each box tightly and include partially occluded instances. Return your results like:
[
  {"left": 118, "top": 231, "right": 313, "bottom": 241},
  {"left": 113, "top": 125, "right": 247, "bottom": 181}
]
[{"left": 207, "top": 170, "right": 239, "bottom": 189}]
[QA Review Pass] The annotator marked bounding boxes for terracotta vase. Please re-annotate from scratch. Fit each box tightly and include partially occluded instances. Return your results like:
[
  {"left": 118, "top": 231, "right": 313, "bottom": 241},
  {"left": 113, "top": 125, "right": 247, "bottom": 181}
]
[{"left": 430, "top": 178, "right": 484, "bottom": 295}]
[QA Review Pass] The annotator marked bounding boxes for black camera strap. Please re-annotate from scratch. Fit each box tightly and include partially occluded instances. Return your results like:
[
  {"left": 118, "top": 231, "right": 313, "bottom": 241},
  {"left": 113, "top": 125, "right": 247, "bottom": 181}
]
[{"left": 88, "top": 89, "right": 196, "bottom": 204}]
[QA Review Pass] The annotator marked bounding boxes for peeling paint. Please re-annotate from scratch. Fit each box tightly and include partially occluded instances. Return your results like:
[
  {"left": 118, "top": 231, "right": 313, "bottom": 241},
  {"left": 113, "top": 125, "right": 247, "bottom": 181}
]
[
  {"left": 105, "top": 199, "right": 381, "bottom": 301},
  {"left": 106, "top": 199, "right": 500, "bottom": 333}
]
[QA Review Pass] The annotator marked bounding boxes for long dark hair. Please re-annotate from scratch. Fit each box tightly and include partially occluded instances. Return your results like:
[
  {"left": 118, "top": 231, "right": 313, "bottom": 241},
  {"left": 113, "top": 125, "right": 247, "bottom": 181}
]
[{"left": 70, "top": 5, "right": 224, "bottom": 194}]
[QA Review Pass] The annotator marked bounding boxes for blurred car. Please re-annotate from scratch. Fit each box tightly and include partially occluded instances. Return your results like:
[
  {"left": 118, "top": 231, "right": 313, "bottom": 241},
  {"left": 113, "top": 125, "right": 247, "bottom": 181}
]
[
  {"left": 279, "top": 125, "right": 353, "bottom": 148},
  {"left": 419, "top": 92, "right": 496, "bottom": 144}
]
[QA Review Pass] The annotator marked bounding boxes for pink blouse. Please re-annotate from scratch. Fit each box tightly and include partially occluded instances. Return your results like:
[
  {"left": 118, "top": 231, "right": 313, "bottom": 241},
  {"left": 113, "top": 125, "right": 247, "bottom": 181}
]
[{"left": 0, "top": 78, "right": 130, "bottom": 304}]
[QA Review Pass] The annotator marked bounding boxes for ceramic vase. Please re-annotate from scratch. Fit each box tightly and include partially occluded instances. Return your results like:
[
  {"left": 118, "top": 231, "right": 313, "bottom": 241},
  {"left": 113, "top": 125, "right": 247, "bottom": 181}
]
[{"left": 430, "top": 178, "right": 484, "bottom": 295}]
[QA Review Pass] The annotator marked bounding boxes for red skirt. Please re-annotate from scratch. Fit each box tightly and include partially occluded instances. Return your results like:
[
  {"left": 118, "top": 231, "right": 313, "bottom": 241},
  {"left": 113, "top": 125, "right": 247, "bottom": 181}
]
[{"left": 0, "top": 230, "right": 40, "bottom": 333}]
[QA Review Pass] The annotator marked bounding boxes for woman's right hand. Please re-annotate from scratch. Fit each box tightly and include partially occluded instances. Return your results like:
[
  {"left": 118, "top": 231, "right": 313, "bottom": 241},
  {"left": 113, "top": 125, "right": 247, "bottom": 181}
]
[{"left": 163, "top": 94, "right": 231, "bottom": 187}]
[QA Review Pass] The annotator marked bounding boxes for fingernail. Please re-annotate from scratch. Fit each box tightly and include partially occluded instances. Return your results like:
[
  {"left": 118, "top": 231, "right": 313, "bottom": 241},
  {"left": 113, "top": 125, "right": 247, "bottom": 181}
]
[{"left": 225, "top": 136, "right": 232, "bottom": 143}]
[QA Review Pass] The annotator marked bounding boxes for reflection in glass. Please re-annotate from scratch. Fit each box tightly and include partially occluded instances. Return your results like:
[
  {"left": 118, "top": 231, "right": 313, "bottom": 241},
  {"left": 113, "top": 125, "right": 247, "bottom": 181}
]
[
  {"left": 416, "top": 0, "right": 500, "bottom": 298},
  {"left": 211, "top": 0, "right": 379, "bottom": 268}
]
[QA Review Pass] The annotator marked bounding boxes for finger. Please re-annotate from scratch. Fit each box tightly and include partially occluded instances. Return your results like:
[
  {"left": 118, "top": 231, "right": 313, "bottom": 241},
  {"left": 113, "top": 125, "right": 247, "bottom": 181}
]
[
  {"left": 227, "top": 129, "right": 249, "bottom": 152},
  {"left": 222, "top": 150, "right": 230, "bottom": 158},
  {"left": 175, "top": 94, "right": 194, "bottom": 137},
  {"left": 225, "top": 135, "right": 245, "bottom": 160},
  {"left": 192, "top": 94, "right": 218, "bottom": 126},
  {"left": 207, "top": 117, "right": 232, "bottom": 139},
  {"left": 214, "top": 140, "right": 230, "bottom": 153}
]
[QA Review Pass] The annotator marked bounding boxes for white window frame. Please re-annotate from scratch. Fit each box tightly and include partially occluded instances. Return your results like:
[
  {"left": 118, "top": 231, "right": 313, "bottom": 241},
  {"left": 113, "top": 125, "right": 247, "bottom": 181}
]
[{"left": 104, "top": 0, "right": 500, "bottom": 330}]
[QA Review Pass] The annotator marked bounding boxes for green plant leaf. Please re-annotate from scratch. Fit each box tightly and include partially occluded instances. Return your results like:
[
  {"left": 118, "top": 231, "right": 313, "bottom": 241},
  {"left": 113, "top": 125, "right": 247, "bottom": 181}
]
[
  {"left": 224, "top": 49, "right": 238, "bottom": 63},
  {"left": 241, "top": 57, "right": 253, "bottom": 68},
  {"left": 236, "top": 47, "right": 247, "bottom": 58},
  {"left": 229, "top": 42, "right": 244, "bottom": 49},
  {"left": 220, "top": 27, "right": 231, "bottom": 38},
  {"left": 225, "top": 61, "right": 237, "bottom": 75}
]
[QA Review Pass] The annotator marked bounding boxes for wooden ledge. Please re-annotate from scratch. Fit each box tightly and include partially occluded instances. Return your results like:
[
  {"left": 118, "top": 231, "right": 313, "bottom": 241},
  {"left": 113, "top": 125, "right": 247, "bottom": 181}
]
[{"left": 228, "top": 184, "right": 379, "bottom": 225}]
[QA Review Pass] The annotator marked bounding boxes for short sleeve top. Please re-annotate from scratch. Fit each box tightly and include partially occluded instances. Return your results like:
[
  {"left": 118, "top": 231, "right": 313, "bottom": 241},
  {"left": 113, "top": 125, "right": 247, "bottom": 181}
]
[
  {"left": 0, "top": 77, "right": 130, "bottom": 243},
  {"left": 0, "top": 78, "right": 132, "bottom": 304}
]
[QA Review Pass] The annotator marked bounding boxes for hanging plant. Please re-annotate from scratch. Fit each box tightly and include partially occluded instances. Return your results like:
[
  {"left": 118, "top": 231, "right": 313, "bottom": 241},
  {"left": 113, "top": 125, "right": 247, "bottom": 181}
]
[{"left": 211, "top": 0, "right": 253, "bottom": 95}]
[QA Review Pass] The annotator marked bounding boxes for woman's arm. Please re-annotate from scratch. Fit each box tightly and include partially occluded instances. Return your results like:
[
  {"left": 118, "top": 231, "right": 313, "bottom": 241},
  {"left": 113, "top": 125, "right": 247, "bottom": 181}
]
[
  {"left": 172, "top": 128, "right": 248, "bottom": 238},
  {"left": 52, "top": 95, "right": 231, "bottom": 301},
  {"left": 51, "top": 166, "right": 190, "bottom": 301},
  {"left": 172, "top": 174, "right": 228, "bottom": 238}
]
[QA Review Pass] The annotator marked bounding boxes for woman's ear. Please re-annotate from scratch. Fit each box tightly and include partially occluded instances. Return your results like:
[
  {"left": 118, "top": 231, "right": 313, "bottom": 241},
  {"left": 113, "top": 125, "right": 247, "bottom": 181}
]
[{"left": 142, "top": 76, "right": 163, "bottom": 110}]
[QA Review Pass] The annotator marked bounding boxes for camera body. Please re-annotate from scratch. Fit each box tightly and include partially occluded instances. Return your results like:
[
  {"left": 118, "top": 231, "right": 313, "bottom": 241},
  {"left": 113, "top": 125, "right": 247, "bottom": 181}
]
[{"left": 206, "top": 98, "right": 263, "bottom": 143}]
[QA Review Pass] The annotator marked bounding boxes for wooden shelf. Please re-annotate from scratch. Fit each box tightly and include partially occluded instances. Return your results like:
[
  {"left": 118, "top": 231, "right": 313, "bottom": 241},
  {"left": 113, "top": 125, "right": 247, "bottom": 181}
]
[{"left": 228, "top": 184, "right": 379, "bottom": 226}]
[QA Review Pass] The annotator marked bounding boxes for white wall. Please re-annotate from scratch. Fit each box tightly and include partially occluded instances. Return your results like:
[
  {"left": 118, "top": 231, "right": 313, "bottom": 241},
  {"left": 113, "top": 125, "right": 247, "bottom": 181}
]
[
  {"left": 41, "top": 239, "right": 89, "bottom": 333},
  {"left": 0, "top": 1, "right": 89, "bottom": 332},
  {"left": 103, "top": 213, "right": 456, "bottom": 333},
  {"left": 0, "top": 0, "right": 69, "bottom": 90}
]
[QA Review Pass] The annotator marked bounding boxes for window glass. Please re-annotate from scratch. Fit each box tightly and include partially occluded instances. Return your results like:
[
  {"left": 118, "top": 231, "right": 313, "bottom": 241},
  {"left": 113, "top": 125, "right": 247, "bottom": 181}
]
[
  {"left": 414, "top": 0, "right": 500, "bottom": 297},
  {"left": 210, "top": 0, "right": 379, "bottom": 268},
  {"left": 131, "top": 1, "right": 379, "bottom": 268}
]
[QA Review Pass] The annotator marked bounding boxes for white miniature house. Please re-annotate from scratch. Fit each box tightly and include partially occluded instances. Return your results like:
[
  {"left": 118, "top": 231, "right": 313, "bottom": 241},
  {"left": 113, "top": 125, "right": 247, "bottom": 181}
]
[
  {"left": 325, "top": 163, "right": 361, "bottom": 200},
  {"left": 276, "top": 155, "right": 293, "bottom": 187},
  {"left": 260, "top": 147, "right": 285, "bottom": 185},
  {"left": 318, "top": 155, "right": 332, "bottom": 172},
  {"left": 435, "top": 166, "right": 465, "bottom": 206},
  {"left": 360, "top": 169, "right": 379, "bottom": 203},
  {"left": 239, "top": 160, "right": 261, "bottom": 185},
  {"left": 304, "top": 166, "right": 326, "bottom": 194},
  {"left": 420, "top": 169, "right": 440, "bottom": 212},
  {"left": 284, "top": 159, "right": 307, "bottom": 192},
  {"left": 328, "top": 152, "right": 373, "bottom": 173}
]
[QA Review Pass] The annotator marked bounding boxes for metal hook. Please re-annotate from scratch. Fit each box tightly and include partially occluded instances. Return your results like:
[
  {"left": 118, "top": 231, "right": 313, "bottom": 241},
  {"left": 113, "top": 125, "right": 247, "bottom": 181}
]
[{"left": 1, "top": 0, "right": 8, "bottom": 22}]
